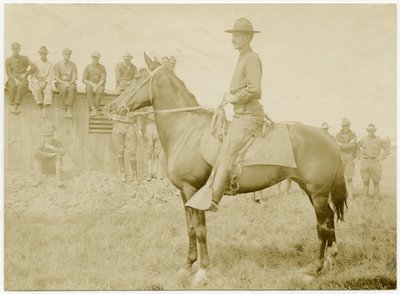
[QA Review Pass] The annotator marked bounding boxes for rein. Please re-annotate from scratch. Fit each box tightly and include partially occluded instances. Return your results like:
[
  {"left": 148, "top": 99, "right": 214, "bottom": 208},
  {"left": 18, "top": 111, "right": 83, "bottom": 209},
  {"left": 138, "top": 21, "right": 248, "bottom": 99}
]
[{"left": 128, "top": 105, "right": 219, "bottom": 117}]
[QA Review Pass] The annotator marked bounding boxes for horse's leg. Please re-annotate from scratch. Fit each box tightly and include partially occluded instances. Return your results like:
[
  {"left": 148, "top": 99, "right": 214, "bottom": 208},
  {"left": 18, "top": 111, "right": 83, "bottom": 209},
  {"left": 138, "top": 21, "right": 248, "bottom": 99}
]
[
  {"left": 312, "top": 191, "right": 337, "bottom": 273},
  {"left": 177, "top": 186, "right": 198, "bottom": 279},
  {"left": 190, "top": 210, "right": 210, "bottom": 287}
]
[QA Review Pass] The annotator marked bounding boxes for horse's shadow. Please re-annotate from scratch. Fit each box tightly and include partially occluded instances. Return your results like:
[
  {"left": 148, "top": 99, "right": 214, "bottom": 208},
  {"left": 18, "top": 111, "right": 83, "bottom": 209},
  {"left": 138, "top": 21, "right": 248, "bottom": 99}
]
[{"left": 210, "top": 241, "right": 313, "bottom": 270}]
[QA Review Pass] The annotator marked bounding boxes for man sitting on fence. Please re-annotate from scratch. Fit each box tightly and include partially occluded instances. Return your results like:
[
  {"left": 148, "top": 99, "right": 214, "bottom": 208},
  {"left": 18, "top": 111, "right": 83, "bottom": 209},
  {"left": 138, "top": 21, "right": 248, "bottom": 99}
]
[
  {"left": 83, "top": 51, "right": 107, "bottom": 117},
  {"left": 115, "top": 52, "right": 137, "bottom": 93},
  {"left": 33, "top": 124, "right": 66, "bottom": 188},
  {"left": 5, "top": 42, "right": 37, "bottom": 114},
  {"left": 54, "top": 48, "right": 78, "bottom": 119},
  {"left": 30, "top": 46, "right": 54, "bottom": 118}
]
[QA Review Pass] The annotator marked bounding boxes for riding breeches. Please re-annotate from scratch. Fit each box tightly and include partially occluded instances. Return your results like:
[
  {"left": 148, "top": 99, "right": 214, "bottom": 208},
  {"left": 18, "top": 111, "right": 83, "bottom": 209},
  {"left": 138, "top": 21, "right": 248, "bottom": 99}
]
[
  {"left": 112, "top": 122, "right": 139, "bottom": 160},
  {"left": 211, "top": 114, "right": 264, "bottom": 202}
]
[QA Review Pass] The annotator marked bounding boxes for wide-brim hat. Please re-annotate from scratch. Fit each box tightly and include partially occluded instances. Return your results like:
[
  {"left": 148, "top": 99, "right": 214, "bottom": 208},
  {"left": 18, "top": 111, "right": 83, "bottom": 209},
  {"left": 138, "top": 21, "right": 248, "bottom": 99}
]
[
  {"left": 37, "top": 46, "right": 49, "bottom": 54},
  {"left": 341, "top": 117, "right": 351, "bottom": 126},
  {"left": 321, "top": 122, "right": 329, "bottom": 129},
  {"left": 366, "top": 123, "right": 377, "bottom": 132},
  {"left": 122, "top": 52, "right": 133, "bottom": 59},
  {"left": 91, "top": 51, "right": 101, "bottom": 58},
  {"left": 225, "top": 17, "right": 261, "bottom": 34}
]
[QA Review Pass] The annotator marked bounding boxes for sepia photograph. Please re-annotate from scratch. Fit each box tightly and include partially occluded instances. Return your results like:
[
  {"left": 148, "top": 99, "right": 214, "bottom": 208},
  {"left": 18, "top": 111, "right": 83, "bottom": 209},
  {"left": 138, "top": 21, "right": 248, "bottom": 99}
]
[{"left": 3, "top": 2, "right": 397, "bottom": 290}]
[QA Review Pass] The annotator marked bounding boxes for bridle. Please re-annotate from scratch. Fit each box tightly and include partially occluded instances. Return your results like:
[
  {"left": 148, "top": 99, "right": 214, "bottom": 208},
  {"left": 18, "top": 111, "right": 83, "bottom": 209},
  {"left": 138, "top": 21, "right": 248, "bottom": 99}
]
[
  {"left": 120, "top": 65, "right": 164, "bottom": 113},
  {"left": 119, "top": 65, "right": 219, "bottom": 117}
]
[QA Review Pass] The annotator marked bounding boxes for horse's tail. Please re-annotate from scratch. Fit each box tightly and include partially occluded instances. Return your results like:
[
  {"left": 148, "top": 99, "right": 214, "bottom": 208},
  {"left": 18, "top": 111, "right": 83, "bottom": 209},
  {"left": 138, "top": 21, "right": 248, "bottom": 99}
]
[{"left": 331, "top": 159, "right": 348, "bottom": 221}]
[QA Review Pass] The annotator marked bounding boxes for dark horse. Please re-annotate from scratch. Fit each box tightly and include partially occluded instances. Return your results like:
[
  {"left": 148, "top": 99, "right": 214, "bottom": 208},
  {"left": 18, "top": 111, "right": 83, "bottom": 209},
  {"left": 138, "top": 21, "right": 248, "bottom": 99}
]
[{"left": 104, "top": 54, "right": 347, "bottom": 286}]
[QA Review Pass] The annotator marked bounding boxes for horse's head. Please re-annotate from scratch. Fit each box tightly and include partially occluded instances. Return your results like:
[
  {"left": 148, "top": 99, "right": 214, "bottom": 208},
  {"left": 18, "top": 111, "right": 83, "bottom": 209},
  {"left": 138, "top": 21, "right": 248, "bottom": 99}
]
[{"left": 110, "top": 52, "right": 165, "bottom": 115}]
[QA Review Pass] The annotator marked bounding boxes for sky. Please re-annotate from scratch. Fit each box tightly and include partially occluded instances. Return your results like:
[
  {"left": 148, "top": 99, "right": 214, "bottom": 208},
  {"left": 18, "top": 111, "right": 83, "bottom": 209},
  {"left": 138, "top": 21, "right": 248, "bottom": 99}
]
[{"left": 4, "top": 3, "right": 397, "bottom": 139}]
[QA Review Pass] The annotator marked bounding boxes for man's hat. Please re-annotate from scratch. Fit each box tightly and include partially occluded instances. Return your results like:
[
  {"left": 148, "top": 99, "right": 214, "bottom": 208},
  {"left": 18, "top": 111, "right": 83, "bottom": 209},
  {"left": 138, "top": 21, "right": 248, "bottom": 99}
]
[
  {"left": 321, "top": 122, "right": 329, "bottom": 130},
  {"left": 366, "top": 123, "right": 377, "bottom": 132},
  {"left": 225, "top": 17, "right": 261, "bottom": 34},
  {"left": 161, "top": 56, "right": 170, "bottom": 62},
  {"left": 122, "top": 52, "right": 133, "bottom": 59},
  {"left": 91, "top": 51, "right": 101, "bottom": 58},
  {"left": 63, "top": 48, "right": 72, "bottom": 54},
  {"left": 341, "top": 117, "right": 351, "bottom": 126},
  {"left": 11, "top": 42, "right": 21, "bottom": 49},
  {"left": 37, "top": 46, "right": 49, "bottom": 54},
  {"left": 41, "top": 124, "right": 56, "bottom": 136}
]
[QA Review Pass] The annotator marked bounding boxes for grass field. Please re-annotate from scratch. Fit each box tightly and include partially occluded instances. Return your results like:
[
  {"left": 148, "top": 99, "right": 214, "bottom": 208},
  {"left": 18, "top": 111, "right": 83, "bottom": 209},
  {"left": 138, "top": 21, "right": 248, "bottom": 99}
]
[{"left": 4, "top": 148, "right": 397, "bottom": 290}]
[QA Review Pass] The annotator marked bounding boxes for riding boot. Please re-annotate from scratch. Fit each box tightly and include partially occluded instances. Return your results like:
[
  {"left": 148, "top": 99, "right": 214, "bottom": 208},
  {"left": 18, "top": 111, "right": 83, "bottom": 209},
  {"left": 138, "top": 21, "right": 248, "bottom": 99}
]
[
  {"left": 347, "top": 180, "right": 354, "bottom": 198},
  {"left": 146, "top": 157, "right": 153, "bottom": 181},
  {"left": 130, "top": 159, "right": 139, "bottom": 185},
  {"left": 152, "top": 157, "right": 158, "bottom": 179},
  {"left": 55, "top": 155, "right": 65, "bottom": 187},
  {"left": 373, "top": 182, "right": 380, "bottom": 198},
  {"left": 207, "top": 165, "right": 232, "bottom": 212},
  {"left": 118, "top": 156, "right": 127, "bottom": 183},
  {"left": 363, "top": 182, "right": 369, "bottom": 198}
]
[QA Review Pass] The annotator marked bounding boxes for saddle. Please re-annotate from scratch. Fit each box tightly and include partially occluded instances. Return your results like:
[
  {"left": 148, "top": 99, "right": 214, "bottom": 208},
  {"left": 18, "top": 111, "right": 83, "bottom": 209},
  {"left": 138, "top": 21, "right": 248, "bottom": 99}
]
[{"left": 200, "top": 110, "right": 297, "bottom": 170}]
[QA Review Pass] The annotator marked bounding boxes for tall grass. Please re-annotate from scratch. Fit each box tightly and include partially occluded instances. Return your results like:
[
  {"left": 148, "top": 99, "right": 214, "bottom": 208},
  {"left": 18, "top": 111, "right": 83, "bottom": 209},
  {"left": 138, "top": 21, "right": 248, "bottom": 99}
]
[{"left": 4, "top": 150, "right": 396, "bottom": 290}]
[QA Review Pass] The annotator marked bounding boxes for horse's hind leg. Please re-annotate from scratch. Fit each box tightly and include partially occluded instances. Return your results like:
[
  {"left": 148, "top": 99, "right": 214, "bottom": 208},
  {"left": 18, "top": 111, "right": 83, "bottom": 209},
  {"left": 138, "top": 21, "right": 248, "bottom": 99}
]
[{"left": 312, "top": 191, "right": 337, "bottom": 273}]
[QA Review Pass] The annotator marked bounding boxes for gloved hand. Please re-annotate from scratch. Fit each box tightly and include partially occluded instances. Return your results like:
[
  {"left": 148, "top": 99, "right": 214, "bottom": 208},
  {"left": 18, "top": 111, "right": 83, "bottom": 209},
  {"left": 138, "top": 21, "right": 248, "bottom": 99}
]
[{"left": 223, "top": 92, "right": 235, "bottom": 104}]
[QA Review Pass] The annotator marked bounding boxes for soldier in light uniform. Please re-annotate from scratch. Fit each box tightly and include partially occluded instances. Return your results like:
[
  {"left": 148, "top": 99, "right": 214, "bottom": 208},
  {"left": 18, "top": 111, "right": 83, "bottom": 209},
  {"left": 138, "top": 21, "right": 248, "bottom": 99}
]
[
  {"left": 83, "top": 52, "right": 107, "bottom": 117},
  {"left": 54, "top": 48, "right": 78, "bottom": 119},
  {"left": 190, "top": 18, "right": 265, "bottom": 212},
  {"left": 144, "top": 112, "right": 162, "bottom": 181},
  {"left": 169, "top": 56, "right": 176, "bottom": 71},
  {"left": 110, "top": 112, "right": 143, "bottom": 184},
  {"left": 5, "top": 42, "right": 37, "bottom": 114},
  {"left": 358, "top": 124, "right": 390, "bottom": 198},
  {"left": 33, "top": 124, "right": 65, "bottom": 187},
  {"left": 115, "top": 52, "right": 137, "bottom": 93},
  {"left": 335, "top": 117, "right": 357, "bottom": 197},
  {"left": 30, "top": 46, "right": 54, "bottom": 118},
  {"left": 161, "top": 56, "right": 170, "bottom": 68}
]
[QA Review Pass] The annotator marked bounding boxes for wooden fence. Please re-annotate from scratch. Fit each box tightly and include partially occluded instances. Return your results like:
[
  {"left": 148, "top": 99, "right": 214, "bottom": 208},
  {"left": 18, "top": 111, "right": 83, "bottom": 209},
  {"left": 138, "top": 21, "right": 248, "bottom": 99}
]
[{"left": 4, "top": 90, "right": 157, "bottom": 176}]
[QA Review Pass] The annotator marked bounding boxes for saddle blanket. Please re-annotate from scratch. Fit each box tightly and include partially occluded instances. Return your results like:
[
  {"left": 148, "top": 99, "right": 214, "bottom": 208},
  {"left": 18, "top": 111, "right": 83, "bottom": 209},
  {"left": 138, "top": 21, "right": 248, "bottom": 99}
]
[{"left": 200, "top": 123, "right": 297, "bottom": 168}]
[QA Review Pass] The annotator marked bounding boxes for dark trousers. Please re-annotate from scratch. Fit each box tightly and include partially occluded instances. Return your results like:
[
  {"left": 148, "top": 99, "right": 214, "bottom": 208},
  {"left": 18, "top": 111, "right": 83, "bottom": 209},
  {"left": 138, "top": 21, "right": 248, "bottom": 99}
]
[
  {"left": 7, "top": 78, "right": 28, "bottom": 105},
  {"left": 56, "top": 82, "right": 77, "bottom": 108}
]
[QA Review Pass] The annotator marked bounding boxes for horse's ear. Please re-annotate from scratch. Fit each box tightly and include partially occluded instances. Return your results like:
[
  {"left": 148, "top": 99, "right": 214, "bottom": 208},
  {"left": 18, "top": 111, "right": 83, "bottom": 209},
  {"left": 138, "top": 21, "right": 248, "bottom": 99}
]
[{"left": 144, "top": 52, "right": 152, "bottom": 69}]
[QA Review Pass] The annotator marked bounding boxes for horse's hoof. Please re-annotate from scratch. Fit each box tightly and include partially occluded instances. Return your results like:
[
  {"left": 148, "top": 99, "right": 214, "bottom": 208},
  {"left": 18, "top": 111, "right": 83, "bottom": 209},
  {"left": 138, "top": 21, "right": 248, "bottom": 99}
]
[{"left": 190, "top": 268, "right": 208, "bottom": 288}]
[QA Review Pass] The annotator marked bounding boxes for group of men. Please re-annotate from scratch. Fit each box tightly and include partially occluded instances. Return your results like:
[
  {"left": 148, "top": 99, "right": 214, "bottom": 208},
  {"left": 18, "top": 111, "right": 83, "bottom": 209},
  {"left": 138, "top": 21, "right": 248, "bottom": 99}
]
[
  {"left": 5, "top": 43, "right": 176, "bottom": 188},
  {"left": 319, "top": 118, "right": 390, "bottom": 198},
  {"left": 5, "top": 41, "right": 177, "bottom": 118},
  {"left": 6, "top": 18, "right": 391, "bottom": 202}
]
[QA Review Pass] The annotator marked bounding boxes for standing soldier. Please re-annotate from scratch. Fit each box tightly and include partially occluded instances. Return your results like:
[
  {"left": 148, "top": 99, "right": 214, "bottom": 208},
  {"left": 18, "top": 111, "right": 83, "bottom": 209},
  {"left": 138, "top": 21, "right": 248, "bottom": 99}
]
[
  {"left": 358, "top": 124, "right": 390, "bottom": 198},
  {"left": 144, "top": 112, "right": 162, "bottom": 181},
  {"left": 115, "top": 52, "right": 137, "bottom": 93},
  {"left": 5, "top": 42, "right": 37, "bottom": 114},
  {"left": 161, "top": 56, "right": 170, "bottom": 68},
  {"left": 54, "top": 48, "right": 78, "bottom": 118},
  {"left": 169, "top": 56, "right": 176, "bottom": 71},
  {"left": 320, "top": 121, "right": 330, "bottom": 133},
  {"left": 335, "top": 117, "right": 357, "bottom": 197},
  {"left": 83, "top": 52, "right": 106, "bottom": 117},
  {"left": 110, "top": 112, "right": 143, "bottom": 184},
  {"left": 30, "top": 46, "right": 54, "bottom": 118},
  {"left": 187, "top": 17, "right": 265, "bottom": 212}
]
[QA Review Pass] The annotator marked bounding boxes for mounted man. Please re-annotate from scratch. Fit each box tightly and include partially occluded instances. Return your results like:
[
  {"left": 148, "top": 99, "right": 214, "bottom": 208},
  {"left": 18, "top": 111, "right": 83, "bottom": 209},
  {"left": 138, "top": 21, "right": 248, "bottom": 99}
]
[{"left": 190, "top": 17, "right": 265, "bottom": 212}]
